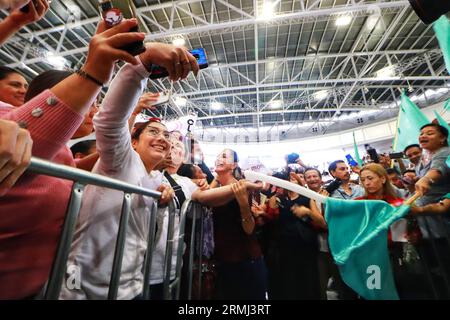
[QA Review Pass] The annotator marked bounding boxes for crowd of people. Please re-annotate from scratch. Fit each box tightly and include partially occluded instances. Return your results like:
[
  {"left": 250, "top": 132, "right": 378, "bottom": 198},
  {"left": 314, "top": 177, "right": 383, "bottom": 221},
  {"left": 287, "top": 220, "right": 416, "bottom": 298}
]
[{"left": 0, "top": 1, "right": 449, "bottom": 300}]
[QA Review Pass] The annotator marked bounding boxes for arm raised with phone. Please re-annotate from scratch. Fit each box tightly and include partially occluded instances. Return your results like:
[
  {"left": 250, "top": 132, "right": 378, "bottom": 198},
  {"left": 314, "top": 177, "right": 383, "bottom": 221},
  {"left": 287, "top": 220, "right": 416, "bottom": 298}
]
[{"left": 0, "top": 0, "right": 49, "bottom": 45}]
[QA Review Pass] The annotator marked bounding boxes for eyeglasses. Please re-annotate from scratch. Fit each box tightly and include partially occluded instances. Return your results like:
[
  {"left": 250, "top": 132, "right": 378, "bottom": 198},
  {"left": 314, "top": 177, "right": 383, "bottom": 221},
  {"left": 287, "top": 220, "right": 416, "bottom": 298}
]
[{"left": 145, "top": 127, "right": 171, "bottom": 140}]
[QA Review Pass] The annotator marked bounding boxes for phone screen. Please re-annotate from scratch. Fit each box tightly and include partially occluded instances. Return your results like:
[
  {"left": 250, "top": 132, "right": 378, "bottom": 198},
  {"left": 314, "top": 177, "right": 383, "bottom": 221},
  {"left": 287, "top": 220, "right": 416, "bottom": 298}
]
[
  {"left": 149, "top": 48, "right": 209, "bottom": 79},
  {"left": 345, "top": 154, "right": 358, "bottom": 167},
  {"left": 189, "top": 48, "right": 208, "bottom": 69}
]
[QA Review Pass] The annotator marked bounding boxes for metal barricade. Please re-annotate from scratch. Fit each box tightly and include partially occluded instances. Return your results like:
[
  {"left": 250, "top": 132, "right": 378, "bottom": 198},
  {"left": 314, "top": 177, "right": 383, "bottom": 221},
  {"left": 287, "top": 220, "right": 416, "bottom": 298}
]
[
  {"left": 158, "top": 200, "right": 209, "bottom": 300},
  {"left": 27, "top": 157, "right": 161, "bottom": 300}
]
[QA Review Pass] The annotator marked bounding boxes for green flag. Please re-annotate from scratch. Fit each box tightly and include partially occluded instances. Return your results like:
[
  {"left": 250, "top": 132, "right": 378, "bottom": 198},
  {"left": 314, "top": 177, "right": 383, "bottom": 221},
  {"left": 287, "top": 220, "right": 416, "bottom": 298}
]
[
  {"left": 445, "top": 99, "right": 450, "bottom": 112},
  {"left": 434, "top": 111, "right": 450, "bottom": 145},
  {"left": 393, "top": 92, "right": 429, "bottom": 152},
  {"left": 325, "top": 197, "right": 410, "bottom": 300},
  {"left": 433, "top": 16, "right": 450, "bottom": 74},
  {"left": 353, "top": 132, "right": 363, "bottom": 167}
]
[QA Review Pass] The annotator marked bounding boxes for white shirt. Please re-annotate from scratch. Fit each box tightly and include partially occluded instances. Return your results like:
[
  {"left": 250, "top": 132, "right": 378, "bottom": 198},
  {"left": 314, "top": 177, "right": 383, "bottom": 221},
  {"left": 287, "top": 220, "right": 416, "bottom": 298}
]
[
  {"left": 60, "top": 62, "right": 163, "bottom": 300},
  {"left": 149, "top": 174, "right": 198, "bottom": 285}
]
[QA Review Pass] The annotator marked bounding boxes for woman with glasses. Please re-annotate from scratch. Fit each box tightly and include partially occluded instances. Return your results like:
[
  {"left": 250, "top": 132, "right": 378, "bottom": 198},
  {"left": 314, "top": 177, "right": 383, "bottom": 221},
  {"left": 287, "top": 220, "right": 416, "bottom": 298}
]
[{"left": 59, "top": 43, "right": 197, "bottom": 300}]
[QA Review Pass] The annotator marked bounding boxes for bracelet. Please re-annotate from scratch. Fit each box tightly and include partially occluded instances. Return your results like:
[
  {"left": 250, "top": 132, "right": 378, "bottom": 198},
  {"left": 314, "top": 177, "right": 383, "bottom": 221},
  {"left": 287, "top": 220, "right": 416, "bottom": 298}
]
[{"left": 76, "top": 69, "right": 104, "bottom": 87}]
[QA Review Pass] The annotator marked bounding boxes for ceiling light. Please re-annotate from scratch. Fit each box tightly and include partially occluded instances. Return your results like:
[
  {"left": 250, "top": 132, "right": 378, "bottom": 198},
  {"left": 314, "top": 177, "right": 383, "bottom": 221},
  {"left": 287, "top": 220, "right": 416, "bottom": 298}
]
[
  {"left": 174, "top": 97, "right": 187, "bottom": 107},
  {"left": 375, "top": 66, "right": 395, "bottom": 79},
  {"left": 313, "top": 90, "right": 329, "bottom": 101},
  {"left": 211, "top": 102, "right": 223, "bottom": 111},
  {"left": 172, "top": 38, "right": 185, "bottom": 47},
  {"left": 45, "top": 52, "right": 68, "bottom": 70},
  {"left": 258, "top": 1, "right": 275, "bottom": 20},
  {"left": 335, "top": 15, "right": 352, "bottom": 27},
  {"left": 269, "top": 100, "right": 283, "bottom": 109}
]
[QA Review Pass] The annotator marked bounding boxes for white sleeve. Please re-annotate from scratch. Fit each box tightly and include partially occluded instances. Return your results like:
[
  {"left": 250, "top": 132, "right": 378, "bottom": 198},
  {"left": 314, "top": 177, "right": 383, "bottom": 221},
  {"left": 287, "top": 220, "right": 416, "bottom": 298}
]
[
  {"left": 93, "top": 61, "right": 150, "bottom": 174},
  {"left": 181, "top": 177, "right": 199, "bottom": 199}
]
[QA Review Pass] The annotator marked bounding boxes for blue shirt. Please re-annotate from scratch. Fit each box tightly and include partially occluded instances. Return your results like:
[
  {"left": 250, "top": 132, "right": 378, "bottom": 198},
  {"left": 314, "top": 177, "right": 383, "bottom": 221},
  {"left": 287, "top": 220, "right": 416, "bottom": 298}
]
[{"left": 330, "top": 184, "right": 365, "bottom": 200}]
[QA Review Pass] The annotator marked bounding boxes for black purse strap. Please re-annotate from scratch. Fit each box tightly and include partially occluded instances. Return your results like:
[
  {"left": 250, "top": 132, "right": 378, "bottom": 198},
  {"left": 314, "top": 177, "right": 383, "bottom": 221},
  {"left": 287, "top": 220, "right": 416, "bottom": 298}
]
[{"left": 163, "top": 171, "right": 186, "bottom": 209}]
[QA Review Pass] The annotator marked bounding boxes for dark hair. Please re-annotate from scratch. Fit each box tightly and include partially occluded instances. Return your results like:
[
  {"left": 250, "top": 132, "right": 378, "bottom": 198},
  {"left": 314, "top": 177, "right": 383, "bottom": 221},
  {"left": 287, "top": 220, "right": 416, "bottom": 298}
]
[
  {"left": 0, "top": 66, "right": 23, "bottom": 81},
  {"left": 24, "top": 70, "right": 72, "bottom": 102},
  {"left": 403, "top": 169, "right": 416, "bottom": 175},
  {"left": 131, "top": 119, "right": 166, "bottom": 140},
  {"left": 403, "top": 144, "right": 421, "bottom": 154},
  {"left": 304, "top": 167, "right": 322, "bottom": 178},
  {"left": 420, "top": 123, "right": 449, "bottom": 146},
  {"left": 70, "top": 140, "right": 96, "bottom": 157},
  {"left": 328, "top": 160, "right": 345, "bottom": 174},
  {"left": 272, "top": 171, "right": 289, "bottom": 181},
  {"left": 220, "top": 149, "right": 242, "bottom": 180},
  {"left": 177, "top": 163, "right": 196, "bottom": 179},
  {"left": 386, "top": 168, "right": 399, "bottom": 176}
]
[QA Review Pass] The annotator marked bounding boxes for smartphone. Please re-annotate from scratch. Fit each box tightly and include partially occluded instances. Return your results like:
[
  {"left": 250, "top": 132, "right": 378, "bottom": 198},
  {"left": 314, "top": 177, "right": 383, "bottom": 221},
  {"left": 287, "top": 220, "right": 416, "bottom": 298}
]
[
  {"left": 367, "top": 148, "right": 380, "bottom": 163},
  {"left": 389, "top": 152, "right": 404, "bottom": 160},
  {"left": 100, "top": 0, "right": 146, "bottom": 56},
  {"left": 20, "top": 0, "right": 35, "bottom": 13},
  {"left": 345, "top": 154, "right": 358, "bottom": 167},
  {"left": 149, "top": 48, "right": 209, "bottom": 79},
  {"left": 152, "top": 90, "right": 170, "bottom": 106}
]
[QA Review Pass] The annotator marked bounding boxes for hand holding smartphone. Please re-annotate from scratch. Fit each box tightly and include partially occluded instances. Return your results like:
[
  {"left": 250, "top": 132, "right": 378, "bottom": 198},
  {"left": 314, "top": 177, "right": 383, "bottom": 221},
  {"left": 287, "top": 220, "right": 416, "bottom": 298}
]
[
  {"left": 149, "top": 48, "right": 208, "bottom": 79},
  {"left": 345, "top": 154, "right": 358, "bottom": 167},
  {"left": 99, "top": 0, "right": 145, "bottom": 56}
]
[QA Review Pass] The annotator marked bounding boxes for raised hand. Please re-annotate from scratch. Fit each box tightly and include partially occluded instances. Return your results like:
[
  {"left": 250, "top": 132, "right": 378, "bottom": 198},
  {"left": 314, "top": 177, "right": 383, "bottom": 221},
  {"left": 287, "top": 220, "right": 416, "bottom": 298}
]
[
  {"left": 82, "top": 19, "right": 146, "bottom": 85},
  {"left": 8, "top": 0, "right": 49, "bottom": 27},
  {"left": 132, "top": 92, "right": 160, "bottom": 116},
  {"left": 139, "top": 43, "right": 199, "bottom": 81}
]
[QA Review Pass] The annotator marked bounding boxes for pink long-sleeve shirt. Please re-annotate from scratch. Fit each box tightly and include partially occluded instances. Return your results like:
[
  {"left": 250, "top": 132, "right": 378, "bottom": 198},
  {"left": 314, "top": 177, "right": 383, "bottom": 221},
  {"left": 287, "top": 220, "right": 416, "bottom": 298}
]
[{"left": 0, "top": 90, "right": 83, "bottom": 299}]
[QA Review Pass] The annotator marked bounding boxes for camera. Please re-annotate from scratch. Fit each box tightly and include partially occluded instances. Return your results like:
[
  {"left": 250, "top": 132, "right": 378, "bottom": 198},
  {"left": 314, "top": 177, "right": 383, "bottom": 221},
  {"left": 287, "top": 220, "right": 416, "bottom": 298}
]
[
  {"left": 325, "top": 178, "right": 342, "bottom": 194},
  {"left": 409, "top": 0, "right": 450, "bottom": 24}
]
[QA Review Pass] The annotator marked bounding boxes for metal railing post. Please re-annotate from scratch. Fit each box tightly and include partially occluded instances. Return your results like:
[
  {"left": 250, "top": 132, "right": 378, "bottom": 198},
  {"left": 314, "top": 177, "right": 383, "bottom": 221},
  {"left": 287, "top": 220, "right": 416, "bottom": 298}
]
[
  {"left": 108, "top": 193, "right": 132, "bottom": 300},
  {"left": 162, "top": 200, "right": 177, "bottom": 300},
  {"left": 142, "top": 201, "right": 159, "bottom": 300},
  {"left": 197, "top": 205, "right": 205, "bottom": 299},
  {"left": 44, "top": 182, "right": 85, "bottom": 300},
  {"left": 187, "top": 203, "right": 198, "bottom": 300},
  {"left": 174, "top": 200, "right": 191, "bottom": 299}
]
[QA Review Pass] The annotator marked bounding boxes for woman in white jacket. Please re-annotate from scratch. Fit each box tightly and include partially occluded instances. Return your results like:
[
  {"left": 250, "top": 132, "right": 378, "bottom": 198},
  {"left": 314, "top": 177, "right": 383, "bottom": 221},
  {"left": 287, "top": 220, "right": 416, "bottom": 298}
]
[{"left": 59, "top": 43, "right": 195, "bottom": 300}]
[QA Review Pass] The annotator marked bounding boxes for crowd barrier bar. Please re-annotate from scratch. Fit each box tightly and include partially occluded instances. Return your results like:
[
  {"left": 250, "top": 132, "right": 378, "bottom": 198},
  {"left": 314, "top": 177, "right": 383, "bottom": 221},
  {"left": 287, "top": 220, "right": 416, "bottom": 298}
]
[
  {"left": 27, "top": 157, "right": 161, "bottom": 300},
  {"left": 173, "top": 200, "right": 191, "bottom": 299},
  {"left": 142, "top": 201, "right": 159, "bottom": 300}
]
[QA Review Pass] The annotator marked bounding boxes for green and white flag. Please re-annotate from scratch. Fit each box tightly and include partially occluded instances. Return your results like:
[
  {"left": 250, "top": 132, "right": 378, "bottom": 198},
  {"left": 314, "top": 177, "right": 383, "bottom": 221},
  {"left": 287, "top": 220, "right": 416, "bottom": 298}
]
[
  {"left": 434, "top": 15, "right": 450, "bottom": 74},
  {"left": 353, "top": 132, "right": 363, "bottom": 167},
  {"left": 325, "top": 198, "right": 411, "bottom": 300},
  {"left": 393, "top": 92, "right": 429, "bottom": 152}
]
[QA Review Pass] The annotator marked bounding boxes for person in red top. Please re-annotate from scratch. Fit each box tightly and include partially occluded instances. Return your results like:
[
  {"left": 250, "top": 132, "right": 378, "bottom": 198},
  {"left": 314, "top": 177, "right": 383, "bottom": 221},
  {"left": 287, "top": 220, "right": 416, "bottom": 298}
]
[{"left": 356, "top": 163, "right": 431, "bottom": 300}]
